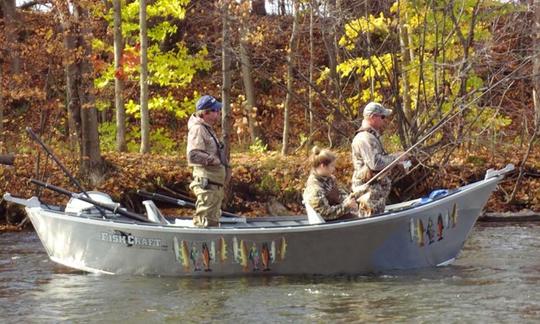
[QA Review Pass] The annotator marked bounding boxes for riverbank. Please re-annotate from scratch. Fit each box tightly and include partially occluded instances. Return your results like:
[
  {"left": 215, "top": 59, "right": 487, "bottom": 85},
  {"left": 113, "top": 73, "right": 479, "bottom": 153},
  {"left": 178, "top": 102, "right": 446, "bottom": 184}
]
[
  {"left": 480, "top": 210, "right": 540, "bottom": 222},
  {"left": 1, "top": 149, "right": 539, "bottom": 228}
]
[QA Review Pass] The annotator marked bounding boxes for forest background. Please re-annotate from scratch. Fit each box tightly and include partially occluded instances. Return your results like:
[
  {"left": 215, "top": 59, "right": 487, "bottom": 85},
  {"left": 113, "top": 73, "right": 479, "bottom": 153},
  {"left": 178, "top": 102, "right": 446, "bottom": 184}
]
[{"left": 0, "top": 0, "right": 539, "bottom": 224}]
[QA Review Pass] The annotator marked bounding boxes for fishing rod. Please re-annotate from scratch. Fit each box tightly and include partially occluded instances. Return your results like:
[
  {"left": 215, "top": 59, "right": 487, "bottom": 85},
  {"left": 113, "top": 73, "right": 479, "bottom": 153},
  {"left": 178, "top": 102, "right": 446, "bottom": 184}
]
[
  {"left": 26, "top": 127, "right": 91, "bottom": 199},
  {"left": 25, "top": 127, "right": 113, "bottom": 219},
  {"left": 358, "top": 55, "right": 533, "bottom": 191},
  {"left": 31, "top": 179, "right": 152, "bottom": 223},
  {"left": 137, "top": 190, "right": 243, "bottom": 219}
]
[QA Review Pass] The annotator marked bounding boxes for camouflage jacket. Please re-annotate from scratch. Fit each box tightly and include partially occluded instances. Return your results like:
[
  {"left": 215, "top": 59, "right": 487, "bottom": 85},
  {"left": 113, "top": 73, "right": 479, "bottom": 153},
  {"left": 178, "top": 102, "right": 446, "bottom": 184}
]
[
  {"left": 303, "top": 172, "right": 351, "bottom": 220},
  {"left": 187, "top": 115, "right": 229, "bottom": 184},
  {"left": 351, "top": 126, "right": 398, "bottom": 191}
]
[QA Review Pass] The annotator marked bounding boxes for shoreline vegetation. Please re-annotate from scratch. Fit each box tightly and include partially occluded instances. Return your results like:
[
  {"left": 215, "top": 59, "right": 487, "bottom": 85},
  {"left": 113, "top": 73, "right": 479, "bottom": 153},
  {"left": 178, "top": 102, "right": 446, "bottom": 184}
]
[{"left": 1, "top": 148, "right": 538, "bottom": 232}]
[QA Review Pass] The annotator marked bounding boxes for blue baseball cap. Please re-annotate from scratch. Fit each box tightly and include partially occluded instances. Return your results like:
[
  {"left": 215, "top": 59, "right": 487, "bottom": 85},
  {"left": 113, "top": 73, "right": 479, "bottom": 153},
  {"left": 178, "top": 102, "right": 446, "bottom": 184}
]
[{"left": 196, "top": 95, "right": 222, "bottom": 111}]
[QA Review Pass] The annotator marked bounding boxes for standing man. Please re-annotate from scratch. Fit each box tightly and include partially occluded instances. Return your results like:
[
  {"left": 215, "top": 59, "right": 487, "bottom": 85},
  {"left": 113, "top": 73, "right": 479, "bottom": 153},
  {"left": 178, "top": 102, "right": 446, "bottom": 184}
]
[
  {"left": 187, "top": 95, "right": 230, "bottom": 227},
  {"left": 351, "top": 102, "right": 407, "bottom": 217}
]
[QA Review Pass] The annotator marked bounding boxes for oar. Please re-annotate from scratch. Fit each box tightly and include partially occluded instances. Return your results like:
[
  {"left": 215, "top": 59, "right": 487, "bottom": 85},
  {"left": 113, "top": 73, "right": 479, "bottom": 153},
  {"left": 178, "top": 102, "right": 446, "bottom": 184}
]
[
  {"left": 137, "top": 190, "right": 242, "bottom": 219},
  {"left": 31, "top": 179, "right": 152, "bottom": 223},
  {"left": 0, "top": 154, "right": 15, "bottom": 166}
]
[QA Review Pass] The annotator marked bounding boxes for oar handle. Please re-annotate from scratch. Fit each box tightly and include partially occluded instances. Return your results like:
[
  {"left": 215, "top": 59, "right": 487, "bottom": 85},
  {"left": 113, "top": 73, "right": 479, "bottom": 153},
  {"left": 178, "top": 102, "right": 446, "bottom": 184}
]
[
  {"left": 31, "top": 179, "right": 152, "bottom": 223},
  {"left": 137, "top": 190, "right": 240, "bottom": 218},
  {"left": 137, "top": 190, "right": 192, "bottom": 207}
]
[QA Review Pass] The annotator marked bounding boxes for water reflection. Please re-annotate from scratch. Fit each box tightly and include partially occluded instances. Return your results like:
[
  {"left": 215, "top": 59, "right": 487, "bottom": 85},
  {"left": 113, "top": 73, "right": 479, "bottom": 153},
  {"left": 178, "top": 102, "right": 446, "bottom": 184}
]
[{"left": 2, "top": 224, "right": 540, "bottom": 322}]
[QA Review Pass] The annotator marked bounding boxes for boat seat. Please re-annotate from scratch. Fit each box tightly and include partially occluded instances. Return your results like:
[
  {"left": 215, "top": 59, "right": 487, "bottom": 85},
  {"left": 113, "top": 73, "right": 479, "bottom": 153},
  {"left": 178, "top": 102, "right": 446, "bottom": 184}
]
[
  {"left": 142, "top": 200, "right": 170, "bottom": 225},
  {"left": 304, "top": 201, "right": 325, "bottom": 225}
]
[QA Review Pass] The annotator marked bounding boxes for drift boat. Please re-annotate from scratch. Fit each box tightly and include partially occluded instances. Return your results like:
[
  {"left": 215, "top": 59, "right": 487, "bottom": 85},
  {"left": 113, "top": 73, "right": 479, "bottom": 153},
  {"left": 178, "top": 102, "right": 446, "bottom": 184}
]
[{"left": 3, "top": 164, "right": 514, "bottom": 277}]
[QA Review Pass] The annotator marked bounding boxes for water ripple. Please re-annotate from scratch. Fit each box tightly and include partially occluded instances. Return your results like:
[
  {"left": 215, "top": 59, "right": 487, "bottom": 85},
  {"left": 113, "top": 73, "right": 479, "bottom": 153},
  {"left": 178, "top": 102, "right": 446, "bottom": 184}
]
[{"left": 1, "top": 224, "right": 540, "bottom": 322}]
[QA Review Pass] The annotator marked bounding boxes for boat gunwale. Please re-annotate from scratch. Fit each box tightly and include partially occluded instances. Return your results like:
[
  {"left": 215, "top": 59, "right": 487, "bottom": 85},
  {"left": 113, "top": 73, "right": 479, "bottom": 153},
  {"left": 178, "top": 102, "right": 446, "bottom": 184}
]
[{"left": 25, "top": 175, "right": 503, "bottom": 235}]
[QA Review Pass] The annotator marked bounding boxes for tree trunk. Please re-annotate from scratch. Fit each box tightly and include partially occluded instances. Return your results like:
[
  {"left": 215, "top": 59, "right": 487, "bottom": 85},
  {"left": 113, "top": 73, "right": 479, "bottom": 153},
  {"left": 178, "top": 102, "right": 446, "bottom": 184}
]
[
  {"left": 57, "top": 3, "right": 103, "bottom": 177},
  {"left": 221, "top": 0, "right": 233, "bottom": 204},
  {"left": 61, "top": 8, "right": 83, "bottom": 154},
  {"left": 1, "top": 0, "right": 20, "bottom": 151},
  {"left": 281, "top": 0, "right": 299, "bottom": 155},
  {"left": 113, "top": 0, "right": 127, "bottom": 152},
  {"left": 139, "top": 0, "right": 150, "bottom": 154},
  {"left": 319, "top": 0, "right": 346, "bottom": 147},
  {"left": 449, "top": 0, "right": 480, "bottom": 141},
  {"left": 0, "top": 63, "right": 3, "bottom": 152},
  {"left": 76, "top": 5, "right": 103, "bottom": 177},
  {"left": 251, "top": 0, "right": 266, "bottom": 15},
  {"left": 1, "top": 0, "right": 21, "bottom": 75},
  {"left": 398, "top": 10, "right": 413, "bottom": 136},
  {"left": 221, "top": 1, "right": 232, "bottom": 160},
  {"left": 279, "top": 0, "right": 286, "bottom": 15},
  {"left": 533, "top": 0, "right": 540, "bottom": 136},
  {"left": 307, "top": 0, "right": 315, "bottom": 144},
  {"left": 239, "top": 23, "right": 262, "bottom": 144}
]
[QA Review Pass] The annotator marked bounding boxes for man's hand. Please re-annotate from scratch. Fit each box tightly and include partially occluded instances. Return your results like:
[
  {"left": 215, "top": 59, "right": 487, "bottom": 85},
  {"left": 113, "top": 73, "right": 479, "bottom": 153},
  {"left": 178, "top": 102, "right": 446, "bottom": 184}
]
[
  {"left": 396, "top": 151, "right": 409, "bottom": 162},
  {"left": 344, "top": 196, "right": 358, "bottom": 210}
]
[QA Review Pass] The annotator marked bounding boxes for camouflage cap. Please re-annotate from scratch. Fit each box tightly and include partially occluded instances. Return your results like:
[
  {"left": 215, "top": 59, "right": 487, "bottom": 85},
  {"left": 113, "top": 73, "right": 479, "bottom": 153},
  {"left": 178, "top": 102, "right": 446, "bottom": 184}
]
[{"left": 363, "top": 102, "right": 392, "bottom": 117}]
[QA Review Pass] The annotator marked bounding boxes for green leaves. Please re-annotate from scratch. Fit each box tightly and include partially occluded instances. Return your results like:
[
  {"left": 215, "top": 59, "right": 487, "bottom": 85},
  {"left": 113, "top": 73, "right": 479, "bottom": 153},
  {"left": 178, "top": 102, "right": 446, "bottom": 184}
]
[
  {"left": 95, "top": 0, "right": 211, "bottom": 120},
  {"left": 149, "top": 44, "right": 211, "bottom": 88}
]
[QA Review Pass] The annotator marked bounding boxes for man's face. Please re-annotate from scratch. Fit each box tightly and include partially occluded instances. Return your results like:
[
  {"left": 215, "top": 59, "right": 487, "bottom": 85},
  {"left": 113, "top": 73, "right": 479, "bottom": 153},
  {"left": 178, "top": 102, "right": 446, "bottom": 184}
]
[
  {"left": 369, "top": 114, "right": 387, "bottom": 130},
  {"left": 204, "top": 109, "right": 221, "bottom": 125}
]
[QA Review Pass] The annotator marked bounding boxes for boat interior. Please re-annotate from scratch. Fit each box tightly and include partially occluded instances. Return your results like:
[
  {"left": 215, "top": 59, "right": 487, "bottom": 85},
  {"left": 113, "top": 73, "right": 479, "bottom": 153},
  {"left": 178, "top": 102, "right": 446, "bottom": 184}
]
[
  {"left": 4, "top": 181, "right": 472, "bottom": 229},
  {"left": 37, "top": 192, "right": 448, "bottom": 229}
]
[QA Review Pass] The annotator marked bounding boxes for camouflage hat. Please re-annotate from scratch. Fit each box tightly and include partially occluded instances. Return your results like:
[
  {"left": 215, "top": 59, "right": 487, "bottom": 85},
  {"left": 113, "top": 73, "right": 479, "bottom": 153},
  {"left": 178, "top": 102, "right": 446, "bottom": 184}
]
[{"left": 363, "top": 102, "right": 392, "bottom": 117}]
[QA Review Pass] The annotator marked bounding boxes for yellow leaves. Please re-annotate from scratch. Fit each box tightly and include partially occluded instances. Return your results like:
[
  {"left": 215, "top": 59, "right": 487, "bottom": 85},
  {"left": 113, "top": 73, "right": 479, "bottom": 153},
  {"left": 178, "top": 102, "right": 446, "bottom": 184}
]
[
  {"left": 339, "top": 13, "right": 391, "bottom": 50},
  {"left": 337, "top": 53, "right": 392, "bottom": 90},
  {"left": 337, "top": 57, "right": 368, "bottom": 78},
  {"left": 45, "top": 28, "right": 54, "bottom": 41},
  {"left": 316, "top": 67, "right": 330, "bottom": 85}
]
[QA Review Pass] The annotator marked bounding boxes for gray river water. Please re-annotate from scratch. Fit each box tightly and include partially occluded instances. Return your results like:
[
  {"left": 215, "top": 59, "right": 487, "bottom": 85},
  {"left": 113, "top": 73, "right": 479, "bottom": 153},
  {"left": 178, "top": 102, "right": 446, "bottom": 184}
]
[{"left": 1, "top": 223, "right": 540, "bottom": 323}]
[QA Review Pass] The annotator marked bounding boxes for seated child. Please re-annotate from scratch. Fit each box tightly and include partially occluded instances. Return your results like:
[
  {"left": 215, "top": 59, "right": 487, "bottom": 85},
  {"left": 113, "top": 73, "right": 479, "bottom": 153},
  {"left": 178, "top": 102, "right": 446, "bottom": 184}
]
[{"left": 303, "top": 146, "right": 358, "bottom": 221}]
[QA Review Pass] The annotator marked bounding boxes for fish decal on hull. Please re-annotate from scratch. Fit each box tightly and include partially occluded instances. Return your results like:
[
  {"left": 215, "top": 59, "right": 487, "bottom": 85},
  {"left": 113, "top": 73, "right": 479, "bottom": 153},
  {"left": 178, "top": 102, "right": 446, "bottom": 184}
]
[
  {"left": 173, "top": 237, "right": 190, "bottom": 271},
  {"left": 202, "top": 243, "right": 212, "bottom": 272},
  {"left": 451, "top": 203, "right": 458, "bottom": 227},
  {"left": 176, "top": 237, "right": 288, "bottom": 272},
  {"left": 417, "top": 219, "right": 425, "bottom": 247},
  {"left": 218, "top": 237, "right": 227, "bottom": 263},
  {"left": 190, "top": 244, "right": 201, "bottom": 271},
  {"left": 174, "top": 237, "right": 227, "bottom": 272},
  {"left": 261, "top": 243, "right": 271, "bottom": 271},
  {"left": 249, "top": 243, "right": 260, "bottom": 271},
  {"left": 409, "top": 204, "right": 460, "bottom": 247},
  {"left": 409, "top": 218, "right": 417, "bottom": 242},
  {"left": 437, "top": 214, "right": 444, "bottom": 241},
  {"left": 426, "top": 218, "right": 435, "bottom": 244}
]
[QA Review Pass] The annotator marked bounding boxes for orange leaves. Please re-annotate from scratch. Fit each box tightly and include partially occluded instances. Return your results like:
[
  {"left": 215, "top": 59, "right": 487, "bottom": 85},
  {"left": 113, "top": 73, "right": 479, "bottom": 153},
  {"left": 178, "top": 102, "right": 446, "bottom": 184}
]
[
  {"left": 2, "top": 148, "right": 540, "bottom": 218},
  {"left": 120, "top": 45, "right": 140, "bottom": 70},
  {"left": 91, "top": 54, "right": 108, "bottom": 73},
  {"left": 114, "top": 67, "right": 126, "bottom": 81}
]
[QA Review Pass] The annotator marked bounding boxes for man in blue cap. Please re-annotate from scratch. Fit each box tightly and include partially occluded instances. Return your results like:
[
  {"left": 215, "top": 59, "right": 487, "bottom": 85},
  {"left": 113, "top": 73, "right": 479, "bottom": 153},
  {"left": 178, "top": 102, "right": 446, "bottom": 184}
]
[
  {"left": 351, "top": 102, "right": 408, "bottom": 217},
  {"left": 187, "top": 95, "right": 230, "bottom": 227}
]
